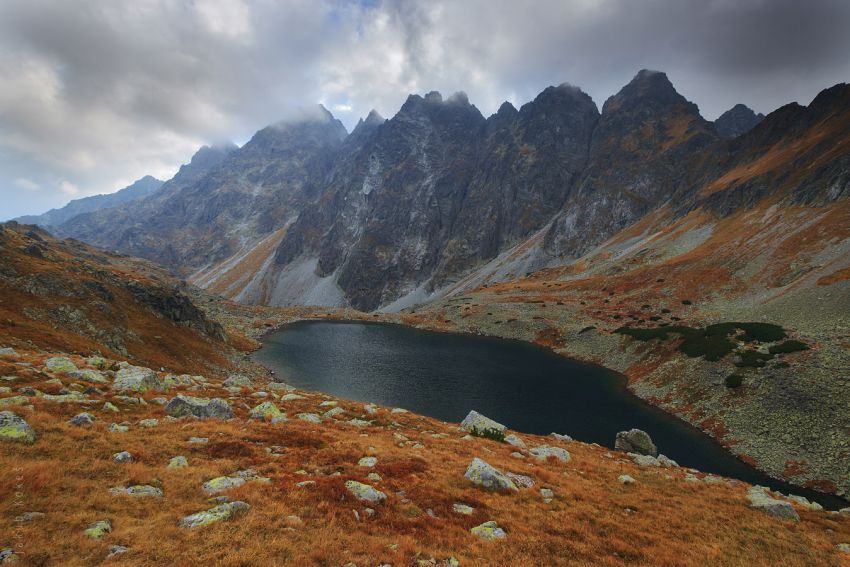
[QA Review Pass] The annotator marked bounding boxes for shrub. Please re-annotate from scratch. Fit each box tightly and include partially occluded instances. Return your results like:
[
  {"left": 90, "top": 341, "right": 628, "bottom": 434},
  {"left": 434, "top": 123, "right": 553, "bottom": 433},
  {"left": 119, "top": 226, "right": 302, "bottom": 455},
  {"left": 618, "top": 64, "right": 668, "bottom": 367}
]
[
  {"left": 679, "top": 334, "right": 736, "bottom": 361},
  {"left": 734, "top": 350, "right": 774, "bottom": 368},
  {"left": 681, "top": 300, "right": 692, "bottom": 305},
  {"left": 706, "top": 322, "right": 786, "bottom": 343},
  {"left": 725, "top": 374, "right": 744, "bottom": 388},
  {"left": 768, "top": 340, "right": 809, "bottom": 354},
  {"left": 470, "top": 426, "right": 506, "bottom": 443}
]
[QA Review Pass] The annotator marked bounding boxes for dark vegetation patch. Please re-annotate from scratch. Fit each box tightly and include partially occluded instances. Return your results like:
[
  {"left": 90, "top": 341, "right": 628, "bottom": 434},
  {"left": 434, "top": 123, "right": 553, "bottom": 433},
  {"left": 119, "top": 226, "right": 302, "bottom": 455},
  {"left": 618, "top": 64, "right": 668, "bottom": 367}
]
[
  {"left": 615, "top": 322, "right": 794, "bottom": 363},
  {"left": 725, "top": 374, "right": 744, "bottom": 388},
  {"left": 768, "top": 340, "right": 810, "bottom": 354},
  {"left": 734, "top": 350, "right": 773, "bottom": 368},
  {"left": 469, "top": 426, "right": 506, "bottom": 443}
]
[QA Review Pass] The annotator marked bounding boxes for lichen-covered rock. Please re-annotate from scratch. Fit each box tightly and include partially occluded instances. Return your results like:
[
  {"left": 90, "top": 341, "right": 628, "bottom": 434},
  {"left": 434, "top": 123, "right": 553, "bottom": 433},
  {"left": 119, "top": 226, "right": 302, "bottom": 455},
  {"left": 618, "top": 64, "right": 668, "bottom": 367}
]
[
  {"left": 630, "top": 453, "right": 660, "bottom": 467},
  {"left": 102, "top": 401, "right": 119, "bottom": 412},
  {"left": 0, "top": 396, "right": 29, "bottom": 407},
  {"left": 324, "top": 406, "right": 345, "bottom": 418},
  {"left": 540, "top": 488, "right": 554, "bottom": 501},
  {"left": 529, "top": 445, "right": 570, "bottom": 463},
  {"left": 281, "top": 393, "right": 305, "bottom": 401},
  {"left": 223, "top": 374, "right": 252, "bottom": 388},
  {"left": 203, "top": 470, "right": 270, "bottom": 494},
  {"left": 249, "top": 401, "right": 285, "bottom": 421},
  {"left": 505, "top": 472, "right": 535, "bottom": 489},
  {"left": 66, "top": 369, "right": 109, "bottom": 384},
  {"left": 108, "top": 423, "right": 129, "bottom": 432},
  {"left": 470, "top": 520, "right": 507, "bottom": 540},
  {"left": 619, "top": 474, "right": 636, "bottom": 484},
  {"left": 460, "top": 410, "right": 506, "bottom": 435},
  {"left": 296, "top": 413, "right": 321, "bottom": 423},
  {"left": 615, "top": 428, "right": 658, "bottom": 457},
  {"left": 345, "top": 480, "right": 387, "bottom": 503},
  {"left": 113, "top": 451, "right": 133, "bottom": 463},
  {"left": 453, "top": 503, "right": 474, "bottom": 515},
  {"left": 109, "top": 485, "right": 163, "bottom": 497},
  {"left": 0, "top": 347, "right": 18, "bottom": 358},
  {"left": 165, "top": 395, "right": 233, "bottom": 420},
  {"left": 358, "top": 456, "right": 378, "bottom": 467},
  {"left": 113, "top": 365, "right": 163, "bottom": 393},
  {"left": 84, "top": 519, "right": 112, "bottom": 539},
  {"left": 504, "top": 434, "right": 526, "bottom": 448},
  {"left": 107, "top": 545, "right": 128, "bottom": 558},
  {"left": 86, "top": 356, "right": 108, "bottom": 369},
  {"left": 0, "top": 548, "right": 20, "bottom": 563},
  {"left": 138, "top": 418, "right": 159, "bottom": 427},
  {"left": 179, "top": 501, "right": 250, "bottom": 528},
  {"left": 746, "top": 486, "right": 799, "bottom": 521},
  {"left": 44, "top": 356, "right": 77, "bottom": 374},
  {"left": 0, "top": 411, "right": 36, "bottom": 443},
  {"left": 167, "top": 456, "right": 189, "bottom": 469},
  {"left": 464, "top": 458, "right": 518, "bottom": 492}
]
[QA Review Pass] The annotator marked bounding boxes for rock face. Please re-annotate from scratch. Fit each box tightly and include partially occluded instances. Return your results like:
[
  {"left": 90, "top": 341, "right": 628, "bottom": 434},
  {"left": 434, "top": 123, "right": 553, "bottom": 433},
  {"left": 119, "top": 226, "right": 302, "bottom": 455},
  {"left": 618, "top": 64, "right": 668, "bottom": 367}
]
[
  {"left": 464, "top": 458, "right": 518, "bottom": 492},
  {"left": 165, "top": 395, "right": 233, "bottom": 420},
  {"left": 714, "top": 104, "right": 765, "bottom": 138},
  {"left": 0, "top": 411, "right": 36, "bottom": 443},
  {"left": 615, "top": 429, "right": 658, "bottom": 457},
  {"left": 459, "top": 410, "right": 507, "bottom": 435}
]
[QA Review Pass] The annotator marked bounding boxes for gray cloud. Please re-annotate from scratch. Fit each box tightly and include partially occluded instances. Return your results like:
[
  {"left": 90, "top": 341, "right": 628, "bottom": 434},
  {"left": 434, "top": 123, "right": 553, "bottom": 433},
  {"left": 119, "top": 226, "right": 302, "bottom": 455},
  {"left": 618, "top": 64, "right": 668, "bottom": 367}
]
[{"left": 2, "top": 0, "right": 849, "bottom": 219}]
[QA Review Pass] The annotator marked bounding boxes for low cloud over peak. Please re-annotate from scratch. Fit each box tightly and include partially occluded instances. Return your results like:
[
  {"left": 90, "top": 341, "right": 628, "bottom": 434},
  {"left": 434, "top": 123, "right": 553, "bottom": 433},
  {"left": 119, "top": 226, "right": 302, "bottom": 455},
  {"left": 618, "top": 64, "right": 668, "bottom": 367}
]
[{"left": 2, "top": 0, "right": 849, "bottom": 219}]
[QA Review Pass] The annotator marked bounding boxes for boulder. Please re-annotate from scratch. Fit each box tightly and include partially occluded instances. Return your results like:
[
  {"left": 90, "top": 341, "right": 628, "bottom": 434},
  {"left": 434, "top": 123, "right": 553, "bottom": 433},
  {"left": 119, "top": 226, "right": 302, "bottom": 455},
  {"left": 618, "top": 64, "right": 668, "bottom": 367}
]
[
  {"left": 167, "top": 456, "right": 189, "bottom": 469},
  {"left": 223, "top": 374, "right": 252, "bottom": 388},
  {"left": 66, "top": 369, "right": 109, "bottom": 384},
  {"left": 746, "top": 486, "right": 799, "bottom": 521},
  {"left": 0, "top": 347, "right": 19, "bottom": 358},
  {"left": 44, "top": 357, "right": 77, "bottom": 374},
  {"left": 165, "top": 395, "right": 233, "bottom": 420},
  {"left": 464, "top": 458, "right": 518, "bottom": 492},
  {"left": 112, "top": 451, "right": 133, "bottom": 463},
  {"left": 453, "top": 503, "right": 474, "bottom": 515},
  {"left": 529, "top": 445, "right": 570, "bottom": 463},
  {"left": 248, "top": 401, "right": 285, "bottom": 421},
  {"left": 138, "top": 418, "right": 159, "bottom": 428},
  {"left": 203, "top": 469, "right": 270, "bottom": 494},
  {"left": 0, "top": 396, "right": 29, "bottom": 407},
  {"left": 470, "top": 520, "right": 507, "bottom": 540},
  {"left": 504, "top": 434, "right": 526, "bottom": 448},
  {"left": 505, "top": 472, "right": 535, "bottom": 488},
  {"left": 109, "top": 485, "right": 163, "bottom": 497},
  {"left": 358, "top": 456, "right": 378, "bottom": 467},
  {"left": 0, "top": 411, "right": 36, "bottom": 443},
  {"left": 345, "top": 480, "right": 387, "bottom": 504},
  {"left": 618, "top": 474, "right": 636, "bottom": 484},
  {"left": 615, "top": 428, "right": 658, "bottom": 457},
  {"left": 84, "top": 520, "right": 112, "bottom": 539},
  {"left": 179, "top": 501, "right": 250, "bottom": 528},
  {"left": 460, "top": 410, "right": 506, "bottom": 435},
  {"left": 296, "top": 413, "right": 322, "bottom": 423},
  {"left": 113, "top": 365, "right": 163, "bottom": 393}
]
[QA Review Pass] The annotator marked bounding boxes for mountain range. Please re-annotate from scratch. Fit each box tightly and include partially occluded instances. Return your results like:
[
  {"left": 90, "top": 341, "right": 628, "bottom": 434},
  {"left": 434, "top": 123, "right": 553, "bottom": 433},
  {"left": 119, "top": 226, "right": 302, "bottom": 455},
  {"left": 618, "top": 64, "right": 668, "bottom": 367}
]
[{"left": 19, "top": 70, "right": 850, "bottom": 315}]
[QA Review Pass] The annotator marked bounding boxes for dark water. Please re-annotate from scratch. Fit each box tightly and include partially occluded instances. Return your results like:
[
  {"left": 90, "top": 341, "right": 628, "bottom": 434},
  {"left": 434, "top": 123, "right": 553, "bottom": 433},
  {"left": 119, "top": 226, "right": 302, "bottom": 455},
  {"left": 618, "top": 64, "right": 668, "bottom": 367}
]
[{"left": 252, "top": 320, "right": 846, "bottom": 509}]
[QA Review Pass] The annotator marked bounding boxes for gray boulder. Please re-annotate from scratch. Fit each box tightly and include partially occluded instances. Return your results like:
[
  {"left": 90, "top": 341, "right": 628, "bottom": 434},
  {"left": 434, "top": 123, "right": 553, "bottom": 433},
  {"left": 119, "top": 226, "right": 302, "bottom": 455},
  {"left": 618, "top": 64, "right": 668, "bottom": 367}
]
[
  {"left": 529, "top": 445, "right": 570, "bottom": 463},
  {"left": 179, "top": 501, "right": 250, "bottom": 528},
  {"left": 113, "top": 365, "right": 163, "bottom": 393},
  {"left": 69, "top": 412, "right": 96, "bottom": 426},
  {"left": 0, "top": 411, "right": 36, "bottom": 443},
  {"left": 464, "top": 458, "right": 518, "bottom": 492},
  {"left": 746, "top": 486, "right": 799, "bottom": 521},
  {"left": 615, "top": 428, "right": 658, "bottom": 457},
  {"left": 165, "top": 395, "right": 233, "bottom": 420},
  {"left": 460, "top": 410, "right": 506, "bottom": 435}
]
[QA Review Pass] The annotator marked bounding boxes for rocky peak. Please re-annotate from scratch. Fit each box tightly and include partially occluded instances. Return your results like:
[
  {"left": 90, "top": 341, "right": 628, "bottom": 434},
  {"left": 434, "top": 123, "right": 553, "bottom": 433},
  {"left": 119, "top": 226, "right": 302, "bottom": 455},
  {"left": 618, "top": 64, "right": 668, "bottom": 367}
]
[
  {"left": 364, "top": 109, "right": 385, "bottom": 126},
  {"left": 714, "top": 103, "right": 765, "bottom": 138},
  {"left": 603, "top": 69, "right": 698, "bottom": 115}
]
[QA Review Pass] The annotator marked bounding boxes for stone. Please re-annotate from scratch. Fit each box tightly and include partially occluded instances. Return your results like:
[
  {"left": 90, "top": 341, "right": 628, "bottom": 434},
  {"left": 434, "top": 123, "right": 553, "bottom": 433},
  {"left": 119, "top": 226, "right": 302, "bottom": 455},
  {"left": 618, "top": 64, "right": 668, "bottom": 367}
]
[
  {"left": 188, "top": 436, "right": 208, "bottom": 444},
  {"left": 459, "top": 410, "right": 506, "bottom": 435},
  {"left": 746, "top": 486, "right": 799, "bottom": 521},
  {"left": 0, "top": 548, "right": 19, "bottom": 564},
  {"left": 345, "top": 480, "right": 387, "bottom": 503},
  {"left": 86, "top": 356, "right": 109, "bottom": 369},
  {"left": 615, "top": 428, "right": 658, "bottom": 457},
  {"left": 367, "top": 472, "right": 382, "bottom": 482},
  {"left": 618, "top": 474, "right": 636, "bottom": 484},
  {"left": 657, "top": 454, "right": 679, "bottom": 468},
  {"left": 550, "top": 432, "right": 573, "bottom": 442},
  {"left": 203, "top": 470, "right": 270, "bottom": 494},
  {"left": 249, "top": 401, "right": 285, "bottom": 421},
  {"left": 0, "top": 396, "right": 29, "bottom": 407},
  {"left": 630, "top": 453, "right": 660, "bottom": 467},
  {"left": 364, "top": 403, "right": 378, "bottom": 414},
  {"left": 0, "top": 411, "right": 36, "bottom": 443},
  {"left": 464, "top": 458, "right": 518, "bottom": 492},
  {"left": 504, "top": 434, "right": 526, "bottom": 448},
  {"left": 281, "top": 393, "right": 306, "bottom": 401},
  {"left": 786, "top": 494, "right": 823, "bottom": 511},
  {"left": 84, "top": 519, "right": 112, "bottom": 539},
  {"left": 179, "top": 501, "right": 250, "bottom": 528},
  {"left": 453, "top": 503, "right": 474, "bottom": 515},
  {"left": 113, "top": 451, "right": 133, "bottom": 463},
  {"left": 470, "top": 520, "right": 507, "bottom": 540},
  {"left": 108, "top": 423, "right": 129, "bottom": 433},
  {"left": 66, "top": 369, "right": 109, "bottom": 384},
  {"left": 505, "top": 472, "right": 535, "bottom": 489},
  {"left": 837, "top": 544, "right": 850, "bottom": 554},
  {"left": 113, "top": 365, "right": 163, "bottom": 393},
  {"left": 349, "top": 418, "right": 371, "bottom": 427},
  {"left": 0, "top": 348, "right": 18, "bottom": 358},
  {"left": 138, "top": 418, "right": 159, "bottom": 427},
  {"left": 540, "top": 488, "right": 554, "bottom": 502},
  {"left": 266, "top": 382, "right": 295, "bottom": 392},
  {"left": 358, "top": 456, "right": 378, "bottom": 467},
  {"left": 44, "top": 356, "right": 77, "bottom": 374},
  {"left": 529, "top": 445, "right": 570, "bottom": 463},
  {"left": 223, "top": 374, "right": 253, "bottom": 388},
  {"left": 102, "top": 402, "right": 120, "bottom": 412},
  {"left": 109, "top": 485, "right": 163, "bottom": 497},
  {"left": 165, "top": 395, "right": 233, "bottom": 419},
  {"left": 324, "top": 406, "right": 345, "bottom": 418},
  {"left": 296, "top": 413, "right": 322, "bottom": 423},
  {"left": 168, "top": 456, "right": 189, "bottom": 469},
  {"left": 107, "top": 545, "right": 129, "bottom": 558}
]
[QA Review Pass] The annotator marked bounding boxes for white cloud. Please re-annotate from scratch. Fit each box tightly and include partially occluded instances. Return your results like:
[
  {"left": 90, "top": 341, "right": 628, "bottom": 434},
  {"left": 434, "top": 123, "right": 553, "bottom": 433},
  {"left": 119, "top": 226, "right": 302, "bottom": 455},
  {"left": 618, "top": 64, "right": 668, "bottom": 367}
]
[
  {"left": 14, "top": 178, "right": 40, "bottom": 192},
  {"left": 59, "top": 180, "right": 79, "bottom": 195}
]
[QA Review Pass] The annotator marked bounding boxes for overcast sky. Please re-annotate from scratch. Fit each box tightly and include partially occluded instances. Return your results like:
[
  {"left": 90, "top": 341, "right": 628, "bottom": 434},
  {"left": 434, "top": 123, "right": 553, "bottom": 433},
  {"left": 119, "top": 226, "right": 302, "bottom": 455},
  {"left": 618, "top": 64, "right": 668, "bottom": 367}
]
[{"left": 2, "top": 0, "right": 849, "bottom": 220}]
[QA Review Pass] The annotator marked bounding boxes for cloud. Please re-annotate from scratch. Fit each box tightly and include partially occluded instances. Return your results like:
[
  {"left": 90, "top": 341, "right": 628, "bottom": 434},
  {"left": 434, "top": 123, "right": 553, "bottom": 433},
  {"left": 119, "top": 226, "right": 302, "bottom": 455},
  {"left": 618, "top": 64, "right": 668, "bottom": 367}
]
[
  {"left": 14, "top": 178, "right": 40, "bottom": 192},
  {"left": 1, "top": 0, "right": 849, "bottom": 219},
  {"left": 59, "top": 180, "right": 80, "bottom": 196}
]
